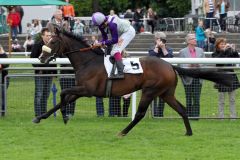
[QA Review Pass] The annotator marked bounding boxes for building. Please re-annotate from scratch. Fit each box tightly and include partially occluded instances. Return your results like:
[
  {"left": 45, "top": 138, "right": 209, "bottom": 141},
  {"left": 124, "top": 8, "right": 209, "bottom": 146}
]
[
  {"left": 191, "top": 0, "right": 240, "bottom": 17},
  {"left": 22, "top": 6, "right": 57, "bottom": 33}
]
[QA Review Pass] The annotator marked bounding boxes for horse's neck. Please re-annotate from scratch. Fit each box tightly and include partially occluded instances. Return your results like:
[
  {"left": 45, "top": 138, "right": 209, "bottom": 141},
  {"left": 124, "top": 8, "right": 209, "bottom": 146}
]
[
  {"left": 67, "top": 50, "right": 101, "bottom": 70},
  {"left": 63, "top": 36, "right": 102, "bottom": 70}
]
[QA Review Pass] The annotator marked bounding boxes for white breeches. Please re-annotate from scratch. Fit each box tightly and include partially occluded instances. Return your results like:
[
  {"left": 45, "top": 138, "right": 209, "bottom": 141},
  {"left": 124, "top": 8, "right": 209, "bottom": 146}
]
[{"left": 111, "top": 26, "right": 135, "bottom": 56}]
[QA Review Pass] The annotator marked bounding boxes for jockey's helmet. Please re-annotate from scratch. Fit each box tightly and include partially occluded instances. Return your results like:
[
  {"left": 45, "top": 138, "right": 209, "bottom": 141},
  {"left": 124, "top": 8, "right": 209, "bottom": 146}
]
[{"left": 92, "top": 12, "right": 106, "bottom": 26}]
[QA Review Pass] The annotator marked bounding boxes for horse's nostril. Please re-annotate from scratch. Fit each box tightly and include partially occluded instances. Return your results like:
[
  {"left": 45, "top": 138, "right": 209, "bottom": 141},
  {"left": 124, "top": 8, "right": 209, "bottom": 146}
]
[{"left": 38, "top": 56, "right": 44, "bottom": 63}]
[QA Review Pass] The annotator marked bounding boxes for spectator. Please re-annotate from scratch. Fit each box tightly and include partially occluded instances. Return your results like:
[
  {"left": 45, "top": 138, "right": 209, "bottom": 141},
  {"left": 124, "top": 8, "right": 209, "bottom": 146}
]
[
  {"left": 11, "top": 39, "right": 21, "bottom": 52},
  {"left": 178, "top": 34, "right": 205, "bottom": 119},
  {"left": 96, "top": 97, "right": 104, "bottom": 116},
  {"left": 212, "top": 38, "right": 240, "bottom": 119},
  {"left": 31, "top": 19, "right": 42, "bottom": 40},
  {"left": 124, "top": 9, "right": 133, "bottom": 23},
  {"left": 90, "top": 35, "right": 99, "bottom": 45},
  {"left": 7, "top": 7, "right": 20, "bottom": 40},
  {"left": 26, "top": 22, "right": 33, "bottom": 35},
  {"left": 122, "top": 93, "right": 131, "bottom": 117},
  {"left": 148, "top": 32, "right": 173, "bottom": 117},
  {"left": 109, "top": 96, "right": 121, "bottom": 117},
  {"left": 216, "top": 0, "right": 230, "bottom": 32},
  {"left": 195, "top": 20, "right": 206, "bottom": 49},
  {"left": 51, "top": 9, "right": 64, "bottom": 26},
  {"left": 109, "top": 94, "right": 131, "bottom": 117},
  {"left": 204, "top": 28, "right": 216, "bottom": 51},
  {"left": 0, "top": 45, "right": 9, "bottom": 116},
  {"left": 133, "top": 7, "right": 144, "bottom": 34},
  {"left": 109, "top": 50, "right": 132, "bottom": 117},
  {"left": 109, "top": 9, "right": 116, "bottom": 16},
  {"left": 61, "top": 0, "right": 75, "bottom": 31},
  {"left": 203, "top": 0, "right": 216, "bottom": 29},
  {"left": 30, "top": 28, "right": 57, "bottom": 117},
  {"left": 73, "top": 18, "right": 84, "bottom": 36},
  {"left": 49, "top": 9, "right": 76, "bottom": 118},
  {"left": 89, "top": 36, "right": 105, "bottom": 117},
  {"left": 23, "top": 35, "right": 34, "bottom": 53},
  {"left": 15, "top": 6, "right": 24, "bottom": 34},
  {"left": 147, "top": 8, "right": 157, "bottom": 34}
]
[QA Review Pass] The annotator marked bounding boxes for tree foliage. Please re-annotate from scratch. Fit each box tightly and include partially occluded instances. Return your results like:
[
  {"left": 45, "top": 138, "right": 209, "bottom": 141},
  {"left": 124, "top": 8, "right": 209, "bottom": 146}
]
[
  {"left": 70, "top": 0, "right": 191, "bottom": 17},
  {"left": 166, "top": 0, "right": 191, "bottom": 17}
]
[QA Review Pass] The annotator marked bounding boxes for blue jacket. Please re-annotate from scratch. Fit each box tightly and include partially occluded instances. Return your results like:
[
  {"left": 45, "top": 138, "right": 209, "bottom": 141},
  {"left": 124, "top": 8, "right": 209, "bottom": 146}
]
[
  {"left": 148, "top": 45, "right": 173, "bottom": 58},
  {"left": 195, "top": 26, "right": 205, "bottom": 41}
]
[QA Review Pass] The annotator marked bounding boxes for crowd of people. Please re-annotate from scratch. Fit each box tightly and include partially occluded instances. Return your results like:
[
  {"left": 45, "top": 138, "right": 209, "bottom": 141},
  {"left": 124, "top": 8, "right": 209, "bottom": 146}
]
[{"left": 1, "top": 0, "right": 239, "bottom": 119}]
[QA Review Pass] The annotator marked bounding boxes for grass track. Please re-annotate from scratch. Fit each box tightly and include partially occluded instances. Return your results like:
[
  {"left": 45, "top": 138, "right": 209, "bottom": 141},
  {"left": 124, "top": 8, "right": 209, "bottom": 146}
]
[
  {"left": 2, "top": 58, "right": 240, "bottom": 159},
  {"left": 1, "top": 115, "right": 240, "bottom": 160}
]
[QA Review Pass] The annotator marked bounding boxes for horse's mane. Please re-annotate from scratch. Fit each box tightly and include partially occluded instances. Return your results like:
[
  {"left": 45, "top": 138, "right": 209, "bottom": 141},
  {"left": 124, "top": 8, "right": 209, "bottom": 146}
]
[
  {"left": 61, "top": 30, "right": 105, "bottom": 55},
  {"left": 62, "top": 30, "right": 89, "bottom": 46}
]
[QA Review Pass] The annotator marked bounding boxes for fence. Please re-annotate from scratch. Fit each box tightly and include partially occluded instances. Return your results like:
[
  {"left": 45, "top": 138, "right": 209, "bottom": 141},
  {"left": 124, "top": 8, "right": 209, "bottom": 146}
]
[
  {"left": 74, "top": 16, "right": 240, "bottom": 34},
  {"left": 1, "top": 58, "right": 240, "bottom": 120}
]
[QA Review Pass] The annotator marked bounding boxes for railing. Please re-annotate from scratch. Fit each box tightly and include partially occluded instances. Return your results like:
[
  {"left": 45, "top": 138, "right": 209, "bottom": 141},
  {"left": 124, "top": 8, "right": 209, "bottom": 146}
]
[
  {"left": 5, "top": 51, "right": 215, "bottom": 58},
  {"left": 72, "top": 16, "right": 240, "bottom": 34},
  {"left": 1, "top": 58, "right": 240, "bottom": 120}
]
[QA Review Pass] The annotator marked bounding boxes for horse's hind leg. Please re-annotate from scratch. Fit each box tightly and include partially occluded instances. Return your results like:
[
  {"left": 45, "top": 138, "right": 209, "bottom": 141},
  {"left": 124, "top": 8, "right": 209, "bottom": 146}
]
[
  {"left": 163, "top": 96, "right": 192, "bottom": 136},
  {"left": 118, "top": 91, "right": 153, "bottom": 137}
]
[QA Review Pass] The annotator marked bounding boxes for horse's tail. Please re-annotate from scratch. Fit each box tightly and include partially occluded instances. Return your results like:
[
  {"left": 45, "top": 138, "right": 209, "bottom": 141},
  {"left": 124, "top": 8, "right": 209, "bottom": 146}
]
[{"left": 172, "top": 65, "right": 233, "bottom": 87}]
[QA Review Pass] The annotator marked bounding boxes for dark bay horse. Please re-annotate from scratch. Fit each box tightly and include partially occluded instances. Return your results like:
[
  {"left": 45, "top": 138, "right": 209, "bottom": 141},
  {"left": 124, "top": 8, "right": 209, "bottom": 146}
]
[{"left": 33, "top": 24, "right": 233, "bottom": 136}]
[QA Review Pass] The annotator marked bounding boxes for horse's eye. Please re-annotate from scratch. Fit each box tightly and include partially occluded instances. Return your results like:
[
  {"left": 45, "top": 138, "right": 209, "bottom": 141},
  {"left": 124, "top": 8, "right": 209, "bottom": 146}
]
[{"left": 50, "top": 40, "right": 56, "bottom": 44}]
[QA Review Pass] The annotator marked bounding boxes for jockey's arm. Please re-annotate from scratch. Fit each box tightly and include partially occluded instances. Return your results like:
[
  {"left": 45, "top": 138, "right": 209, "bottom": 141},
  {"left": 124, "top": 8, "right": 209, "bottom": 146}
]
[{"left": 102, "top": 23, "right": 118, "bottom": 46}]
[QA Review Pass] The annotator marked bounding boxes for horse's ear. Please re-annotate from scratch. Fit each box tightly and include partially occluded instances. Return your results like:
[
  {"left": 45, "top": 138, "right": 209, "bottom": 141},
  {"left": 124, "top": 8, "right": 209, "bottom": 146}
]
[
  {"left": 46, "top": 22, "right": 60, "bottom": 35},
  {"left": 50, "top": 23, "right": 61, "bottom": 35},
  {"left": 55, "top": 25, "right": 61, "bottom": 35}
]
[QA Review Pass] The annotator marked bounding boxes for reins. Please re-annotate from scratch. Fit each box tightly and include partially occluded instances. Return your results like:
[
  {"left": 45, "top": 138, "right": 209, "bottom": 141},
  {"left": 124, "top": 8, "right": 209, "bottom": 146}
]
[
  {"left": 46, "top": 44, "right": 102, "bottom": 63},
  {"left": 63, "top": 44, "right": 102, "bottom": 55}
]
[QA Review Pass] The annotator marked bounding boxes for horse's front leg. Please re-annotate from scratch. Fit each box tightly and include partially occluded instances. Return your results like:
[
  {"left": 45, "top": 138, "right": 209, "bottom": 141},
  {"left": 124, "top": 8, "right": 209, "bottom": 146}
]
[
  {"left": 32, "top": 103, "right": 62, "bottom": 123},
  {"left": 58, "top": 86, "right": 90, "bottom": 124},
  {"left": 32, "top": 86, "right": 87, "bottom": 124},
  {"left": 60, "top": 94, "right": 79, "bottom": 124}
]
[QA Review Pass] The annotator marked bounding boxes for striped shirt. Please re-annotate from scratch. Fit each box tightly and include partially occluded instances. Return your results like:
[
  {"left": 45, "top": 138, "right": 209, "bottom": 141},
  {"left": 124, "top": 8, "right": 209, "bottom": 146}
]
[{"left": 208, "top": 0, "right": 215, "bottom": 13}]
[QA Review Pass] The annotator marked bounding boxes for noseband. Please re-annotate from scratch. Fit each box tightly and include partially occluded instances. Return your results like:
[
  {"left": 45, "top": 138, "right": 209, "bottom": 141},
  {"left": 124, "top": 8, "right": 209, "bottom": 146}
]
[{"left": 42, "top": 44, "right": 102, "bottom": 64}]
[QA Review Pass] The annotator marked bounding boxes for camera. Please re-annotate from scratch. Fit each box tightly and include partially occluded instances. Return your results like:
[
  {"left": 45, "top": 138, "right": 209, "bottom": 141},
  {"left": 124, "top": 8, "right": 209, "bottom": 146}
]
[{"left": 160, "top": 38, "right": 166, "bottom": 44}]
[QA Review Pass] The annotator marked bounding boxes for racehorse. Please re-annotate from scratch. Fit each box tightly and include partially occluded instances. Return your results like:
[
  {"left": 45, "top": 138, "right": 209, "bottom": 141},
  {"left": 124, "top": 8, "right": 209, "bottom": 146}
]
[{"left": 33, "top": 23, "right": 233, "bottom": 136}]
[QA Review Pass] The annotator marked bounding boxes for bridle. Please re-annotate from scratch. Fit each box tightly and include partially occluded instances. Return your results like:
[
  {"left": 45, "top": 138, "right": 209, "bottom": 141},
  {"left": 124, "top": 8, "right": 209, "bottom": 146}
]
[{"left": 44, "top": 41, "right": 102, "bottom": 64}]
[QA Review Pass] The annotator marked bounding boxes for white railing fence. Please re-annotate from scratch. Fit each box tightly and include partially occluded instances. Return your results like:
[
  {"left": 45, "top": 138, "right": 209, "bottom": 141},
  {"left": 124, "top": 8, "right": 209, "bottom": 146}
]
[{"left": 2, "top": 58, "right": 240, "bottom": 120}]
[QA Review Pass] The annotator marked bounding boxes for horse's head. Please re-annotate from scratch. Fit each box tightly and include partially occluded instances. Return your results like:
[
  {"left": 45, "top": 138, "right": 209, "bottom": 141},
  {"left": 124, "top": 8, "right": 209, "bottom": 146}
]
[
  {"left": 39, "top": 22, "right": 105, "bottom": 64},
  {"left": 39, "top": 23, "right": 66, "bottom": 64}
]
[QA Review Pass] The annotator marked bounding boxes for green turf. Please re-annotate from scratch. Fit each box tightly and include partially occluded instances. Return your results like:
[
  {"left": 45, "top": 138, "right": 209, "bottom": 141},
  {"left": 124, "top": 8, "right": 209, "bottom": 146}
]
[
  {"left": 1, "top": 115, "right": 240, "bottom": 160},
  {"left": 1, "top": 58, "right": 240, "bottom": 159}
]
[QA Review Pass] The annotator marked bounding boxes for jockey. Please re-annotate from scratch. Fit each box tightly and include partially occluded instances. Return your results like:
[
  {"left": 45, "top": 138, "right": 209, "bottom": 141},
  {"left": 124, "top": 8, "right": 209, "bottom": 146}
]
[{"left": 92, "top": 12, "right": 136, "bottom": 79}]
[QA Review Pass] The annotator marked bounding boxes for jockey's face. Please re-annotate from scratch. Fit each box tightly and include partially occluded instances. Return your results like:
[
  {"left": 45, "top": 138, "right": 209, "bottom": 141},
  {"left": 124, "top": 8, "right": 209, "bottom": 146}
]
[
  {"left": 103, "top": 21, "right": 108, "bottom": 28},
  {"left": 100, "top": 21, "right": 108, "bottom": 29}
]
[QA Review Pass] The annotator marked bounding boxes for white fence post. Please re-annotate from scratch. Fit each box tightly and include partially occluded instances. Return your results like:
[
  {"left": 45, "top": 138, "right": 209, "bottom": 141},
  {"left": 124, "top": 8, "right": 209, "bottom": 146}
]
[{"left": 132, "top": 92, "right": 137, "bottom": 121}]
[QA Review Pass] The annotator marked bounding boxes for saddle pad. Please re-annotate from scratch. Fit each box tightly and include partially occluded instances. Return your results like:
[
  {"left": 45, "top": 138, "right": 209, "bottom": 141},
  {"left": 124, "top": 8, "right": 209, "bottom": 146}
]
[{"left": 104, "top": 55, "right": 143, "bottom": 77}]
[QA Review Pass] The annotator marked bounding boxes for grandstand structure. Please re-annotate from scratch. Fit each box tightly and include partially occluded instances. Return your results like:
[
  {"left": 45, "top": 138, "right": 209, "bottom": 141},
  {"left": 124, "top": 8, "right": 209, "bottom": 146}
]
[{"left": 1, "top": 32, "right": 240, "bottom": 56}]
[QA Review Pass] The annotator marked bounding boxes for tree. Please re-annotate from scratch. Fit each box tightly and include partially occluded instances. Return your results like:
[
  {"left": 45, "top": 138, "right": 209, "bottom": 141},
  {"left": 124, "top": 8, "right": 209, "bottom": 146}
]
[
  {"left": 70, "top": 0, "right": 191, "bottom": 17},
  {"left": 166, "top": 0, "right": 191, "bottom": 17}
]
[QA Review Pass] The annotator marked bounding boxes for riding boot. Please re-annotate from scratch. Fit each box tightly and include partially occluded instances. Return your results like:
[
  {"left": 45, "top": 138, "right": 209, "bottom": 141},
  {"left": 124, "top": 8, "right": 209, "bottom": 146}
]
[{"left": 109, "top": 60, "right": 124, "bottom": 79}]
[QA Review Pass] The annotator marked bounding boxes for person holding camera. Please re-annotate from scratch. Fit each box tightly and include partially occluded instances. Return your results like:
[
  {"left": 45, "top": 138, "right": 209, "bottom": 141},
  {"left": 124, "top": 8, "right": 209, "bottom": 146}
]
[
  {"left": 148, "top": 32, "right": 173, "bottom": 117},
  {"left": 212, "top": 38, "right": 240, "bottom": 119}
]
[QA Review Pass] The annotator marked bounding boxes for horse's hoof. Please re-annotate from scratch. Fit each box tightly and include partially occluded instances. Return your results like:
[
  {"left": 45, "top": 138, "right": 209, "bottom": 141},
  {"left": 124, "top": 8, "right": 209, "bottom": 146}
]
[
  {"left": 32, "top": 117, "right": 40, "bottom": 124},
  {"left": 185, "top": 132, "right": 193, "bottom": 136},
  {"left": 63, "top": 116, "right": 69, "bottom": 124},
  {"left": 117, "top": 132, "right": 126, "bottom": 138}
]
